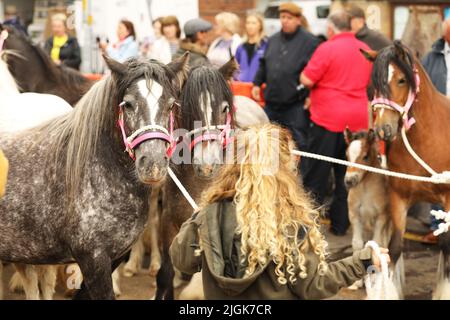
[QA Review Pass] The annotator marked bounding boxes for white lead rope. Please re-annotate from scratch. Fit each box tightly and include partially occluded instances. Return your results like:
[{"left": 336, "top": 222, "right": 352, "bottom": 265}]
[
  {"left": 168, "top": 168, "right": 200, "bottom": 212},
  {"left": 291, "top": 150, "right": 450, "bottom": 184}
]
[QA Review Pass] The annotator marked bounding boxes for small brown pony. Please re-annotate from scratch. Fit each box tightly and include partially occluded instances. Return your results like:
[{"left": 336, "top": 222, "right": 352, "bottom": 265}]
[
  {"left": 362, "top": 41, "right": 450, "bottom": 299},
  {"left": 344, "top": 129, "right": 392, "bottom": 290}
]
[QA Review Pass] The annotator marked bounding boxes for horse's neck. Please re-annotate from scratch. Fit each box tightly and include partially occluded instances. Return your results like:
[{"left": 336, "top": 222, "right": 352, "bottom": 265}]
[{"left": 0, "top": 62, "right": 20, "bottom": 94}]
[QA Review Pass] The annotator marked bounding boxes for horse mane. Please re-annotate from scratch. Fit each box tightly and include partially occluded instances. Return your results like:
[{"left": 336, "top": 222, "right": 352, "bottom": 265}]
[
  {"left": 181, "top": 65, "right": 234, "bottom": 131},
  {"left": 372, "top": 40, "right": 417, "bottom": 98},
  {"left": 35, "top": 57, "right": 177, "bottom": 200}
]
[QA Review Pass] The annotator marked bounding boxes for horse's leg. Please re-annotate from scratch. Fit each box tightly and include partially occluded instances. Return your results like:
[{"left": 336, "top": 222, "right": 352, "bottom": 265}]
[
  {"left": 155, "top": 207, "right": 176, "bottom": 300},
  {"left": 433, "top": 200, "right": 450, "bottom": 299},
  {"left": 388, "top": 192, "right": 408, "bottom": 263},
  {"left": 112, "top": 269, "right": 121, "bottom": 297},
  {"left": 388, "top": 191, "right": 408, "bottom": 299},
  {"left": 348, "top": 206, "right": 364, "bottom": 290},
  {"left": 74, "top": 253, "right": 114, "bottom": 300},
  {"left": 14, "top": 264, "right": 40, "bottom": 300},
  {"left": 149, "top": 186, "right": 162, "bottom": 277},
  {"left": 123, "top": 235, "right": 144, "bottom": 277},
  {"left": 373, "top": 212, "right": 390, "bottom": 248},
  {"left": 39, "top": 265, "right": 57, "bottom": 300}
]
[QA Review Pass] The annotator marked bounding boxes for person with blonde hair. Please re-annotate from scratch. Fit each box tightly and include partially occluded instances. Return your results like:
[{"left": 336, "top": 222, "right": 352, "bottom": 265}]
[
  {"left": 170, "top": 124, "right": 390, "bottom": 299},
  {"left": 44, "top": 13, "right": 81, "bottom": 69},
  {"left": 207, "top": 12, "right": 242, "bottom": 68},
  {"left": 235, "top": 13, "right": 268, "bottom": 82}
]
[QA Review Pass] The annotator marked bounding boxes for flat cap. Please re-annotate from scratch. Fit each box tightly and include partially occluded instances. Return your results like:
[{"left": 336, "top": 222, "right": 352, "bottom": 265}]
[
  {"left": 279, "top": 2, "right": 302, "bottom": 17},
  {"left": 184, "top": 18, "right": 213, "bottom": 37}
]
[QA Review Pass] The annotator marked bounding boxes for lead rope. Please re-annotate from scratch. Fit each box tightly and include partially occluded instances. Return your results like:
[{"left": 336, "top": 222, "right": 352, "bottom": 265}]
[{"left": 400, "top": 126, "right": 450, "bottom": 183}]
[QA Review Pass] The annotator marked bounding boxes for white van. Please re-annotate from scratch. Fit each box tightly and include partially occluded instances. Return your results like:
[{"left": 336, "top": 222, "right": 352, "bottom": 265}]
[{"left": 263, "top": 0, "right": 331, "bottom": 39}]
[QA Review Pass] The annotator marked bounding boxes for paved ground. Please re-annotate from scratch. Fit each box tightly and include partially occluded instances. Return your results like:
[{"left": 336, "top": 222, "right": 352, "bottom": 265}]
[{"left": 1, "top": 216, "right": 440, "bottom": 300}]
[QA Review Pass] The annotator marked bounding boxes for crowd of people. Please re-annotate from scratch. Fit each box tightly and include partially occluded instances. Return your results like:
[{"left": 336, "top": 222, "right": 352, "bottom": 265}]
[{"left": 4, "top": 1, "right": 449, "bottom": 300}]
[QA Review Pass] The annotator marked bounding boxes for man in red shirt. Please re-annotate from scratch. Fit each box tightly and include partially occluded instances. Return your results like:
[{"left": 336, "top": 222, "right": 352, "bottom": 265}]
[{"left": 300, "top": 10, "right": 372, "bottom": 236}]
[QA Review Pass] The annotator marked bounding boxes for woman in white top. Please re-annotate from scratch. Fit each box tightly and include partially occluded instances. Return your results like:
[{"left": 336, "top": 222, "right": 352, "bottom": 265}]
[
  {"left": 207, "top": 12, "right": 242, "bottom": 68},
  {"left": 150, "top": 16, "right": 181, "bottom": 64}
]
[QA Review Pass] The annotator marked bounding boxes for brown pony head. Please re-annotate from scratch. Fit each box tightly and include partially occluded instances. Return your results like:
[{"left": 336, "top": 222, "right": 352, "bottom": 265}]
[
  {"left": 362, "top": 41, "right": 418, "bottom": 141},
  {"left": 344, "top": 128, "right": 380, "bottom": 188}
]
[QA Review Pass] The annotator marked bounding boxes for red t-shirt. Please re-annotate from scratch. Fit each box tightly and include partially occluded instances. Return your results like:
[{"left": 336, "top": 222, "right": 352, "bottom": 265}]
[{"left": 303, "top": 32, "right": 372, "bottom": 132}]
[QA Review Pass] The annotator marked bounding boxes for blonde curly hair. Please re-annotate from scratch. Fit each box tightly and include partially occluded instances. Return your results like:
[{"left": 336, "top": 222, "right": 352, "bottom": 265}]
[{"left": 200, "top": 124, "right": 328, "bottom": 285}]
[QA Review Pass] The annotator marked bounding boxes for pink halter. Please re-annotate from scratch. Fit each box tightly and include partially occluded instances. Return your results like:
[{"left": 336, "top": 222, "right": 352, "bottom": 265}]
[
  {"left": 0, "top": 30, "right": 9, "bottom": 53},
  {"left": 117, "top": 101, "right": 178, "bottom": 161},
  {"left": 188, "top": 106, "right": 234, "bottom": 151},
  {"left": 371, "top": 67, "right": 420, "bottom": 130}
]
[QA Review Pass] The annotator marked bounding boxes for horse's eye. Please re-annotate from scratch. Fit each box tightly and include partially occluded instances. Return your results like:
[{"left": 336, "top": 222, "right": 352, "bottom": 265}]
[
  {"left": 223, "top": 104, "right": 229, "bottom": 113},
  {"left": 363, "top": 154, "right": 369, "bottom": 161},
  {"left": 398, "top": 78, "right": 406, "bottom": 85}
]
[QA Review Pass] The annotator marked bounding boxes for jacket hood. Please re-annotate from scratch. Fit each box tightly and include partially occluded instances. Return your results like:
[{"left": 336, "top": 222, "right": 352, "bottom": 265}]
[
  {"left": 179, "top": 39, "right": 208, "bottom": 56},
  {"left": 199, "top": 201, "right": 271, "bottom": 296}
]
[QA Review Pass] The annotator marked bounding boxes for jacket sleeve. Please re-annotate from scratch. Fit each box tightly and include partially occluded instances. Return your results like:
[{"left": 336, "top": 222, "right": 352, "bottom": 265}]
[
  {"left": 170, "top": 210, "right": 204, "bottom": 275},
  {"left": 62, "top": 38, "right": 82, "bottom": 69},
  {"left": 289, "top": 246, "right": 372, "bottom": 300},
  {"left": 253, "top": 41, "right": 268, "bottom": 86},
  {"left": 44, "top": 38, "right": 53, "bottom": 55}
]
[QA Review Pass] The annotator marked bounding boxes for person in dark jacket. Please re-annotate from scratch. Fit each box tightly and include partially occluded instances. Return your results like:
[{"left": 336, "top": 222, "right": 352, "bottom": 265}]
[
  {"left": 44, "top": 13, "right": 81, "bottom": 70},
  {"left": 173, "top": 18, "right": 212, "bottom": 67},
  {"left": 170, "top": 124, "right": 389, "bottom": 300},
  {"left": 3, "top": 5, "right": 28, "bottom": 35},
  {"left": 252, "top": 3, "right": 319, "bottom": 152},
  {"left": 346, "top": 4, "right": 391, "bottom": 51},
  {"left": 235, "top": 13, "right": 268, "bottom": 82},
  {"left": 422, "top": 19, "right": 450, "bottom": 95}
]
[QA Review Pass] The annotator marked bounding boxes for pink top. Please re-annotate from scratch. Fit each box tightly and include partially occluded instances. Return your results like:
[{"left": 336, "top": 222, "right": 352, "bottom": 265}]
[{"left": 303, "top": 32, "right": 372, "bottom": 132}]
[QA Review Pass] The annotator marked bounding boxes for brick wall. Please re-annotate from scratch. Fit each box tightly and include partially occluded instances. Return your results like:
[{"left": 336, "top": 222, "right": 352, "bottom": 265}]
[{"left": 199, "top": 0, "right": 257, "bottom": 35}]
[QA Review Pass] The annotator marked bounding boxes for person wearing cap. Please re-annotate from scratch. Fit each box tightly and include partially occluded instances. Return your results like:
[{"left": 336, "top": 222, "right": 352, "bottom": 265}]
[
  {"left": 3, "top": 5, "right": 28, "bottom": 35},
  {"left": 207, "top": 12, "right": 242, "bottom": 68},
  {"left": 173, "top": 18, "right": 212, "bottom": 67},
  {"left": 347, "top": 4, "right": 391, "bottom": 51},
  {"left": 300, "top": 11, "right": 372, "bottom": 236},
  {"left": 150, "top": 16, "right": 181, "bottom": 64},
  {"left": 252, "top": 2, "right": 320, "bottom": 152}
]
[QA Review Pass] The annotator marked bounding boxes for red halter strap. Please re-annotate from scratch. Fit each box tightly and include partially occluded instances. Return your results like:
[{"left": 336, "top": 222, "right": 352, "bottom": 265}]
[{"left": 117, "top": 101, "right": 177, "bottom": 161}]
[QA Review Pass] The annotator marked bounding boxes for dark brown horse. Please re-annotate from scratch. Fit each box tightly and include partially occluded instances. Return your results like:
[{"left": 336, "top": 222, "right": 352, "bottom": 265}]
[
  {"left": 0, "top": 24, "right": 93, "bottom": 106},
  {"left": 155, "top": 60, "right": 238, "bottom": 300},
  {"left": 363, "top": 41, "right": 450, "bottom": 299}
]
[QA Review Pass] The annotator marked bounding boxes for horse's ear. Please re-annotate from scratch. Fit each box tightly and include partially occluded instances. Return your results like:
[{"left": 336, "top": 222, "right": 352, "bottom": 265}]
[
  {"left": 344, "top": 127, "right": 353, "bottom": 145},
  {"left": 168, "top": 51, "right": 190, "bottom": 88},
  {"left": 360, "top": 48, "right": 377, "bottom": 62},
  {"left": 103, "top": 54, "right": 127, "bottom": 76},
  {"left": 219, "top": 57, "right": 239, "bottom": 80},
  {"left": 367, "top": 129, "right": 376, "bottom": 144},
  {"left": 393, "top": 40, "right": 408, "bottom": 60}
]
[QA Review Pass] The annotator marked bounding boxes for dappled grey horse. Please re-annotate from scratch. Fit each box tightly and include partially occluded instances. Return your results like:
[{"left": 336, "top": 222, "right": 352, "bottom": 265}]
[{"left": 0, "top": 54, "right": 189, "bottom": 299}]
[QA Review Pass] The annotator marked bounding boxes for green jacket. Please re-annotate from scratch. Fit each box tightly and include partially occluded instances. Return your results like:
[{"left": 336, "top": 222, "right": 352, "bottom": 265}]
[{"left": 170, "top": 200, "right": 373, "bottom": 300}]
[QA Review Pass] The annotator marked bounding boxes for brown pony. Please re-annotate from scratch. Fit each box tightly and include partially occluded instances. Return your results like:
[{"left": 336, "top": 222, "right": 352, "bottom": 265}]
[{"left": 362, "top": 41, "right": 450, "bottom": 299}]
